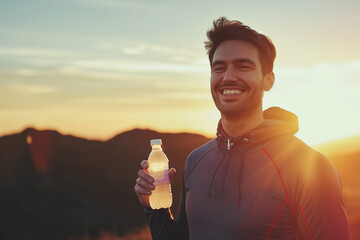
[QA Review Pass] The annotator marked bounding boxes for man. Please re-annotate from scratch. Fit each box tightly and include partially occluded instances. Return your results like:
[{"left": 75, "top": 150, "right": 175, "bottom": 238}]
[{"left": 134, "top": 17, "right": 350, "bottom": 239}]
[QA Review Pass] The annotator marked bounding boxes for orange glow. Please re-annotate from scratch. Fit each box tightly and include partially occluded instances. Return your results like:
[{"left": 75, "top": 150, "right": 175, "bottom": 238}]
[{"left": 27, "top": 129, "right": 53, "bottom": 174}]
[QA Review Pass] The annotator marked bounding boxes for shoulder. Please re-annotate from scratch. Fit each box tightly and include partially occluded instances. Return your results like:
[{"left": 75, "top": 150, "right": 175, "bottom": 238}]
[
  {"left": 265, "top": 134, "right": 329, "bottom": 164},
  {"left": 265, "top": 134, "right": 340, "bottom": 186},
  {"left": 289, "top": 136, "right": 335, "bottom": 171}
]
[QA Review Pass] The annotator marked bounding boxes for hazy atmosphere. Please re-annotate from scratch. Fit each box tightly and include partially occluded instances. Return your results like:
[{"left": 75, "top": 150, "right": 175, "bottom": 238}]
[
  {"left": 1, "top": 0, "right": 360, "bottom": 145},
  {"left": 1, "top": 1, "right": 360, "bottom": 240}
]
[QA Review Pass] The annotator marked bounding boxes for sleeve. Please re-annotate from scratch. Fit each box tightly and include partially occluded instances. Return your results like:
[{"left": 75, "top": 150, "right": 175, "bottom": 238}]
[
  {"left": 144, "top": 173, "right": 189, "bottom": 240},
  {"left": 294, "top": 153, "right": 351, "bottom": 240}
]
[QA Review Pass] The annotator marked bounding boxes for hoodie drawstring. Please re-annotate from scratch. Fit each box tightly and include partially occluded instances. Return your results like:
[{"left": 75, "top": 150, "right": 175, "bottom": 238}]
[
  {"left": 208, "top": 152, "right": 228, "bottom": 196},
  {"left": 213, "top": 137, "right": 245, "bottom": 207},
  {"left": 237, "top": 153, "right": 244, "bottom": 207}
]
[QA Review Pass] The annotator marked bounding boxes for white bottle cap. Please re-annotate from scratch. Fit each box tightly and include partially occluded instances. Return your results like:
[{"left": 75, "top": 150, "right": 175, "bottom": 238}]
[{"left": 150, "top": 139, "right": 162, "bottom": 146}]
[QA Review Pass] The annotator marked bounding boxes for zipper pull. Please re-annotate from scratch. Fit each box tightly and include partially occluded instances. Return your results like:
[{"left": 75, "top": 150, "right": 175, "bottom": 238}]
[{"left": 227, "top": 138, "right": 232, "bottom": 150}]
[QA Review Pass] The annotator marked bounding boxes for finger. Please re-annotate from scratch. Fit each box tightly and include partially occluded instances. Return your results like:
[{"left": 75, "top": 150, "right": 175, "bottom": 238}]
[
  {"left": 141, "top": 160, "right": 149, "bottom": 170},
  {"left": 136, "top": 177, "right": 155, "bottom": 190},
  {"left": 138, "top": 169, "right": 154, "bottom": 183},
  {"left": 134, "top": 184, "right": 152, "bottom": 196},
  {"left": 169, "top": 168, "right": 176, "bottom": 182}
]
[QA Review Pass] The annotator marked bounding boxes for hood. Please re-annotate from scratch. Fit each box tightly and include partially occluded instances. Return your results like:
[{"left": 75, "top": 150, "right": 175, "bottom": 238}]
[{"left": 216, "top": 107, "right": 299, "bottom": 151}]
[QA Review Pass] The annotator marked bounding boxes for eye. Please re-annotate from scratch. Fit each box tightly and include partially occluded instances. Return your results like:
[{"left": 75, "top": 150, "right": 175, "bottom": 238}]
[
  {"left": 212, "top": 65, "right": 226, "bottom": 72},
  {"left": 238, "top": 65, "right": 251, "bottom": 70}
]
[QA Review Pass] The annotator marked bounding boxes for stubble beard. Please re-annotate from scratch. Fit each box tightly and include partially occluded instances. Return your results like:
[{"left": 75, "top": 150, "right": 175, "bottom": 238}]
[{"left": 212, "top": 88, "right": 264, "bottom": 120}]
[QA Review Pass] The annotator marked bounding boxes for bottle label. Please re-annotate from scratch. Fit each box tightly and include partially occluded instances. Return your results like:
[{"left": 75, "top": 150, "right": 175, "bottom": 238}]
[{"left": 154, "top": 169, "right": 169, "bottom": 184}]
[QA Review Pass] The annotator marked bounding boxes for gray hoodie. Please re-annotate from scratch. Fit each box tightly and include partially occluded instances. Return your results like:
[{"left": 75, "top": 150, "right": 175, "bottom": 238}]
[{"left": 145, "top": 107, "right": 350, "bottom": 240}]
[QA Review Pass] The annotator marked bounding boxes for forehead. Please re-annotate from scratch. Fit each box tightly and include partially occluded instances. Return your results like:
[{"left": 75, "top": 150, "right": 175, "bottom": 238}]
[{"left": 212, "top": 40, "right": 261, "bottom": 66}]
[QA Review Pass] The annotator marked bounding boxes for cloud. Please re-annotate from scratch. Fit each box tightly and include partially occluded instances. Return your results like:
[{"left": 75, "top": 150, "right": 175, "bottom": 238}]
[
  {"left": 341, "top": 61, "right": 360, "bottom": 83},
  {"left": 121, "top": 47, "right": 145, "bottom": 55},
  {"left": 25, "top": 59, "right": 69, "bottom": 67},
  {"left": 75, "top": 96, "right": 158, "bottom": 105},
  {"left": 9, "top": 60, "right": 208, "bottom": 82},
  {"left": 57, "top": 66, "right": 143, "bottom": 80},
  {"left": 71, "top": 59, "right": 208, "bottom": 73},
  {"left": 72, "top": 94, "right": 212, "bottom": 111},
  {"left": 74, "top": 0, "right": 164, "bottom": 10},
  {"left": 9, "top": 83, "right": 57, "bottom": 94},
  {"left": 98, "top": 42, "right": 202, "bottom": 58},
  {"left": 275, "top": 61, "right": 360, "bottom": 85},
  {"left": 126, "top": 44, "right": 197, "bottom": 56},
  {"left": 16, "top": 69, "right": 43, "bottom": 76},
  {"left": 75, "top": 0, "right": 134, "bottom": 7},
  {"left": 0, "top": 47, "right": 74, "bottom": 57}
]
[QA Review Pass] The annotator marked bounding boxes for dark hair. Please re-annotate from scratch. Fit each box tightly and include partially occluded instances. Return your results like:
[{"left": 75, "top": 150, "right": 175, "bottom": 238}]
[{"left": 205, "top": 17, "right": 276, "bottom": 75}]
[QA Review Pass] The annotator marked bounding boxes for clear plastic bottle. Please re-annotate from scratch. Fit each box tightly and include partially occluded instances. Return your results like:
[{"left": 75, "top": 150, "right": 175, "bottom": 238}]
[{"left": 148, "top": 139, "right": 173, "bottom": 209}]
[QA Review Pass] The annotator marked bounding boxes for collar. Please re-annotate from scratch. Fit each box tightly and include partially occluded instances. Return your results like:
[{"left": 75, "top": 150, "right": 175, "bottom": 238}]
[{"left": 216, "top": 107, "right": 299, "bottom": 151}]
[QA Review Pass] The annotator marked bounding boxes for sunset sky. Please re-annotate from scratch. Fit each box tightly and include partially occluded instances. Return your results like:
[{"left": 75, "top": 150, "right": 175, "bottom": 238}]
[{"left": 1, "top": 0, "right": 359, "bottom": 145}]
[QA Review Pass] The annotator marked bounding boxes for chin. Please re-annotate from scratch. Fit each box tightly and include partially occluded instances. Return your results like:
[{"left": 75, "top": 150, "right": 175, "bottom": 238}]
[
  {"left": 217, "top": 102, "right": 262, "bottom": 118},
  {"left": 217, "top": 105, "right": 246, "bottom": 116}
]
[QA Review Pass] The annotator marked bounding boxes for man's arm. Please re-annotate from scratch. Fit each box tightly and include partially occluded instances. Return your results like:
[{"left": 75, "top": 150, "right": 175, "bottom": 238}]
[
  {"left": 294, "top": 154, "right": 351, "bottom": 240},
  {"left": 134, "top": 160, "right": 189, "bottom": 240},
  {"left": 144, "top": 173, "right": 189, "bottom": 240}
]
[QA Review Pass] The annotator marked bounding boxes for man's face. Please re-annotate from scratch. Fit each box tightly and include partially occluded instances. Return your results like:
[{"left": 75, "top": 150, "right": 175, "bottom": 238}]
[{"left": 210, "top": 40, "right": 267, "bottom": 117}]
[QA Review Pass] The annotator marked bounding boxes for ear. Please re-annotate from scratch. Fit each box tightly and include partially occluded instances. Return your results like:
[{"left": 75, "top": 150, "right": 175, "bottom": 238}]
[{"left": 263, "top": 72, "right": 275, "bottom": 91}]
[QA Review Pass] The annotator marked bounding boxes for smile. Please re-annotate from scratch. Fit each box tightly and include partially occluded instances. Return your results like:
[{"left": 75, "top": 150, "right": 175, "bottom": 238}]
[
  {"left": 222, "top": 89, "right": 244, "bottom": 95},
  {"left": 218, "top": 86, "right": 247, "bottom": 96}
]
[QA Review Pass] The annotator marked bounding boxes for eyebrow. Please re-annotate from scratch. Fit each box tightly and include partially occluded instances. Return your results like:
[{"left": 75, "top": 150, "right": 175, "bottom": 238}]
[{"left": 212, "top": 58, "right": 256, "bottom": 67}]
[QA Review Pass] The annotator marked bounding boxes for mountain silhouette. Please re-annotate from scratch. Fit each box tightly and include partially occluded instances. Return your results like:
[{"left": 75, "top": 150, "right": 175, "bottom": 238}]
[
  {"left": 0, "top": 128, "right": 359, "bottom": 240},
  {"left": 0, "top": 128, "right": 210, "bottom": 240}
]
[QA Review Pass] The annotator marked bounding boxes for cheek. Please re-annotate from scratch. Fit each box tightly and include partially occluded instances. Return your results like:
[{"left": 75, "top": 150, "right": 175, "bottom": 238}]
[
  {"left": 210, "top": 75, "right": 221, "bottom": 89},
  {"left": 245, "top": 73, "right": 263, "bottom": 88}
]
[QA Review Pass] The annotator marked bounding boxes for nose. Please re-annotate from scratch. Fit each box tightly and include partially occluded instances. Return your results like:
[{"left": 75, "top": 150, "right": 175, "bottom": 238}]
[{"left": 223, "top": 66, "right": 237, "bottom": 82}]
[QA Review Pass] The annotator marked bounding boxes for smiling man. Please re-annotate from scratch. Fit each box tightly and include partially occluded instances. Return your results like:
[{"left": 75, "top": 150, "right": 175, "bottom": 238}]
[
  {"left": 134, "top": 17, "right": 350, "bottom": 239},
  {"left": 210, "top": 39, "right": 274, "bottom": 138}
]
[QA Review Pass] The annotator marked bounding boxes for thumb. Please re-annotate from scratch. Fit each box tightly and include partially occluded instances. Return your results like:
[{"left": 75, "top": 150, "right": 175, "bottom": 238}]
[{"left": 169, "top": 168, "right": 176, "bottom": 182}]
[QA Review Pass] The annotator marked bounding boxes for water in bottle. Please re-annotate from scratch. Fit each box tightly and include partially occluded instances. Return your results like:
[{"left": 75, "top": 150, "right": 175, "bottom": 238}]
[{"left": 148, "top": 139, "right": 172, "bottom": 209}]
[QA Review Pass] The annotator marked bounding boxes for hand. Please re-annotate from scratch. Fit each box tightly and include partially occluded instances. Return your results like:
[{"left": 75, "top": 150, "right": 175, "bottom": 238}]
[{"left": 134, "top": 160, "right": 176, "bottom": 208}]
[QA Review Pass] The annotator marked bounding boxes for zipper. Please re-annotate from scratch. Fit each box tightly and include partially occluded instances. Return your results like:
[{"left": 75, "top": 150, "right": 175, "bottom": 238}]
[{"left": 227, "top": 138, "right": 233, "bottom": 150}]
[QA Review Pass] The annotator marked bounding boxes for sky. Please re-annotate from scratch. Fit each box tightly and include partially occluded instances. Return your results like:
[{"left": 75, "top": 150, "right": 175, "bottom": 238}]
[{"left": 0, "top": 0, "right": 359, "bottom": 145}]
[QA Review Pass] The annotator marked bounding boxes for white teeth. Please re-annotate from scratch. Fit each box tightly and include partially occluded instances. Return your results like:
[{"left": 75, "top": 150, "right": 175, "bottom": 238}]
[{"left": 223, "top": 89, "right": 243, "bottom": 95}]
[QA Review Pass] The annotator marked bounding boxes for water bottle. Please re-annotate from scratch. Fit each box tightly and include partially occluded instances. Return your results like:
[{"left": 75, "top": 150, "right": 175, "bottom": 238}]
[{"left": 148, "top": 139, "right": 173, "bottom": 209}]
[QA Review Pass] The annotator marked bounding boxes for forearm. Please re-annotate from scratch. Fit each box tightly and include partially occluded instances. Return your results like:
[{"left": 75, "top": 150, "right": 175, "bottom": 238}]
[
  {"left": 144, "top": 173, "right": 189, "bottom": 240},
  {"left": 144, "top": 207, "right": 188, "bottom": 240}
]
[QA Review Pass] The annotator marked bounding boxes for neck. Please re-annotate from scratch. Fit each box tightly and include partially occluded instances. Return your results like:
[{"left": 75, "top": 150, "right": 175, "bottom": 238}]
[{"left": 221, "top": 107, "right": 264, "bottom": 138}]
